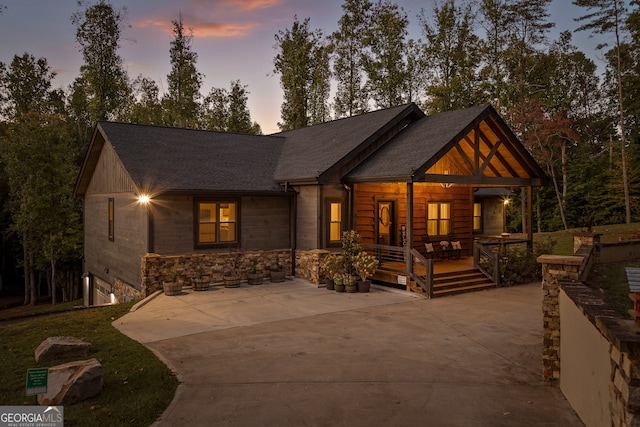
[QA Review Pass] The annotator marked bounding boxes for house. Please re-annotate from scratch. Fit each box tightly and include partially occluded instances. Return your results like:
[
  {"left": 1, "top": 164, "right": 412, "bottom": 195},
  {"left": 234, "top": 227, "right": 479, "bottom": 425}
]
[{"left": 74, "top": 103, "right": 547, "bottom": 303}]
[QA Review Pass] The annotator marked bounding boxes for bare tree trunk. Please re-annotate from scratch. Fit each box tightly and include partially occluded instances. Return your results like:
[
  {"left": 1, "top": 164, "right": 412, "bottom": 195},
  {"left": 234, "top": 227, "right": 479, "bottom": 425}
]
[
  {"left": 549, "top": 163, "right": 569, "bottom": 230},
  {"left": 22, "top": 232, "right": 29, "bottom": 305},
  {"left": 29, "top": 251, "right": 36, "bottom": 306},
  {"left": 536, "top": 189, "right": 542, "bottom": 233},
  {"left": 51, "top": 257, "right": 57, "bottom": 306},
  {"left": 520, "top": 187, "right": 527, "bottom": 235}
]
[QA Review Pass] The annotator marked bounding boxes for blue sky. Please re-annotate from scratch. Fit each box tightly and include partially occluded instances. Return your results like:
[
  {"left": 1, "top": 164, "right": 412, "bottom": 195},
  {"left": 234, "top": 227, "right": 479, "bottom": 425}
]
[{"left": 0, "top": 0, "right": 616, "bottom": 133}]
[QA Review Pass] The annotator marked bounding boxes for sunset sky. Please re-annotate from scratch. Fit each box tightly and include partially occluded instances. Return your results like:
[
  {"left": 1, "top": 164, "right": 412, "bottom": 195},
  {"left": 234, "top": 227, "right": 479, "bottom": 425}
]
[{"left": 0, "top": 0, "right": 615, "bottom": 133}]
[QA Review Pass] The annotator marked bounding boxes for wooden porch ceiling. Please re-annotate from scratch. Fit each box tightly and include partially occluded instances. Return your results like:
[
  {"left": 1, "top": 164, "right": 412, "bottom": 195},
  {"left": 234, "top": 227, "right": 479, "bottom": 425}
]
[{"left": 423, "top": 115, "right": 543, "bottom": 187}]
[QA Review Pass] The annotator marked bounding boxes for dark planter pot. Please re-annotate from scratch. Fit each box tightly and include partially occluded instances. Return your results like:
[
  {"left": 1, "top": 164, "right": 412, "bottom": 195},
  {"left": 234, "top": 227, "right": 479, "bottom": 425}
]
[
  {"left": 192, "top": 278, "right": 210, "bottom": 291},
  {"left": 223, "top": 275, "right": 241, "bottom": 288},
  {"left": 163, "top": 280, "right": 183, "bottom": 296},
  {"left": 247, "top": 273, "right": 263, "bottom": 285},
  {"left": 357, "top": 280, "right": 371, "bottom": 293},
  {"left": 270, "top": 270, "right": 286, "bottom": 283},
  {"left": 325, "top": 277, "right": 335, "bottom": 290},
  {"left": 345, "top": 285, "right": 357, "bottom": 293},
  {"left": 334, "top": 283, "right": 345, "bottom": 292}
]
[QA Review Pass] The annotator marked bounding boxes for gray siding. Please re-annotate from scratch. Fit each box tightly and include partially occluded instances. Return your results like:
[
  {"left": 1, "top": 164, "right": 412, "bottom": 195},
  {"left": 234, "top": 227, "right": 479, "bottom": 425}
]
[
  {"left": 84, "top": 193, "right": 148, "bottom": 290},
  {"left": 86, "top": 142, "right": 135, "bottom": 193},
  {"left": 482, "top": 199, "right": 505, "bottom": 236},
  {"left": 294, "top": 186, "right": 320, "bottom": 250},
  {"left": 151, "top": 195, "right": 292, "bottom": 254}
]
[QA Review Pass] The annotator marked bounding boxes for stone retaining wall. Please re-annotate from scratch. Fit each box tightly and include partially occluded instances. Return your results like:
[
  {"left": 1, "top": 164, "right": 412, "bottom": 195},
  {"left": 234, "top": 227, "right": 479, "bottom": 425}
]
[
  {"left": 295, "top": 249, "right": 331, "bottom": 285},
  {"left": 141, "top": 250, "right": 292, "bottom": 296},
  {"left": 539, "top": 247, "right": 640, "bottom": 427}
]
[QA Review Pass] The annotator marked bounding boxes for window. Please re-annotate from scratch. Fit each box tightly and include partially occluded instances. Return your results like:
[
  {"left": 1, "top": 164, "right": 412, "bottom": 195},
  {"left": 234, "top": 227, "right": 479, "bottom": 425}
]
[
  {"left": 427, "top": 202, "right": 451, "bottom": 236},
  {"left": 473, "top": 202, "right": 482, "bottom": 233},
  {"left": 197, "top": 201, "right": 238, "bottom": 245},
  {"left": 329, "top": 201, "right": 343, "bottom": 243},
  {"left": 108, "top": 198, "right": 114, "bottom": 241}
]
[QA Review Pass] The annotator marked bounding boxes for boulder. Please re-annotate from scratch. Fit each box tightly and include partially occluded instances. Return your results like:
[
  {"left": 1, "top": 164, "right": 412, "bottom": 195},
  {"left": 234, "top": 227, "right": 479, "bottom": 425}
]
[
  {"left": 37, "top": 358, "right": 102, "bottom": 406},
  {"left": 34, "top": 336, "right": 91, "bottom": 362}
]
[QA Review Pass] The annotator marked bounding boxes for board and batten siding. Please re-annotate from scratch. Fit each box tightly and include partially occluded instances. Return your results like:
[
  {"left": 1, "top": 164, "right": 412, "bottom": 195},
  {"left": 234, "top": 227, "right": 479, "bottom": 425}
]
[
  {"left": 152, "top": 194, "right": 292, "bottom": 254},
  {"left": 83, "top": 141, "right": 147, "bottom": 289},
  {"left": 295, "top": 186, "right": 320, "bottom": 250},
  {"left": 354, "top": 183, "right": 473, "bottom": 253}
]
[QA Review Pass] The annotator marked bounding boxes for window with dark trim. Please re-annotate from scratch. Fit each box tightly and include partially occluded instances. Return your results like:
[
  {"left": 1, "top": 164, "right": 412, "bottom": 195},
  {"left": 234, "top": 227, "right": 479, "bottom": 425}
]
[
  {"left": 108, "top": 198, "right": 114, "bottom": 241},
  {"left": 473, "top": 202, "right": 482, "bottom": 233},
  {"left": 328, "top": 201, "right": 343, "bottom": 244},
  {"left": 196, "top": 200, "right": 238, "bottom": 246},
  {"left": 427, "top": 202, "right": 451, "bottom": 237}
]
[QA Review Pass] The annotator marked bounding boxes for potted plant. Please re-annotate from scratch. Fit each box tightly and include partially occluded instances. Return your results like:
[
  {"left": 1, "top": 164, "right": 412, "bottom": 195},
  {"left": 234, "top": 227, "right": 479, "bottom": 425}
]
[
  {"left": 320, "top": 254, "right": 342, "bottom": 290},
  {"left": 344, "top": 273, "right": 357, "bottom": 293},
  {"left": 192, "top": 259, "right": 210, "bottom": 291},
  {"left": 353, "top": 251, "right": 379, "bottom": 292},
  {"left": 246, "top": 258, "right": 264, "bottom": 285},
  {"left": 163, "top": 260, "right": 183, "bottom": 296},
  {"left": 223, "top": 250, "right": 242, "bottom": 288},
  {"left": 269, "top": 254, "right": 286, "bottom": 282},
  {"left": 334, "top": 274, "right": 345, "bottom": 292}
]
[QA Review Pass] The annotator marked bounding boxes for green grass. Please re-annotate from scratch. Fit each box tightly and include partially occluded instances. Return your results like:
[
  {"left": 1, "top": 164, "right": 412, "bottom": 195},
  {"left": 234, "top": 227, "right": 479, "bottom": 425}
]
[
  {"left": 0, "top": 303, "right": 178, "bottom": 426},
  {"left": 533, "top": 222, "right": 640, "bottom": 317}
]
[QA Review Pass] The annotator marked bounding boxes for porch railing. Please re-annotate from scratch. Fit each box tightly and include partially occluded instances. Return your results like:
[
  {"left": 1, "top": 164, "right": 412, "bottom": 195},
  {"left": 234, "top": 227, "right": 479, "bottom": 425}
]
[
  {"left": 363, "top": 243, "right": 433, "bottom": 298},
  {"left": 473, "top": 241, "right": 500, "bottom": 287}
]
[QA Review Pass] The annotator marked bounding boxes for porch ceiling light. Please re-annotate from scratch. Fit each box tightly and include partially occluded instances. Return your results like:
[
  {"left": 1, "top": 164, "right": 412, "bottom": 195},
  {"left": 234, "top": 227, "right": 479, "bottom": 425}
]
[{"left": 440, "top": 169, "right": 454, "bottom": 189}]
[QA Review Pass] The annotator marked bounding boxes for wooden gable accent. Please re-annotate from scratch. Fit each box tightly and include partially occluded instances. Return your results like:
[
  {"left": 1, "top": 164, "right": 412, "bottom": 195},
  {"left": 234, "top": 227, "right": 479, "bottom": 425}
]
[
  {"left": 86, "top": 140, "right": 137, "bottom": 194},
  {"left": 423, "top": 114, "right": 544, "bottom": 187}
]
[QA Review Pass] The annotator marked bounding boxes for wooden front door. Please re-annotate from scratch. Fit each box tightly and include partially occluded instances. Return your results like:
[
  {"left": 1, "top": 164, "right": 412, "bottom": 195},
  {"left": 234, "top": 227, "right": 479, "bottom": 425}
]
[{"left": 376, "top": 200, "right": 396, "bottom": 246}]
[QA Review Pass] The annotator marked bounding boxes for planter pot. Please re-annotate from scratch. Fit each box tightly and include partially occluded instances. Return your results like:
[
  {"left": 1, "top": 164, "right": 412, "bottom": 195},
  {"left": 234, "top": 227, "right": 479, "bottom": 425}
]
[
  {"left": 163, "top": 280, "right": 183, "bottom": 296},
  {"left": 357, "top": 280, "right": 371, "bottom": 293},
  {"left": 345, "top": 285, "right": 357, "bottom": 293},
  {"left": 270, "top": 270, "right": 286, "bottom": 283},
  {"left": 334, "top": 283, "right": 345, "bottom": 292},
  {"left": 192, "top": 278, "right": 210, "bottom": 291},
  {"left": 325, "top": 277, "right": 335, "bottom": 290},
  {"left": 223, "top": 275, "right": 241, "bottom": 288},
  {"left": 247, "top": 273, "right": 264, "bottom": 285}
]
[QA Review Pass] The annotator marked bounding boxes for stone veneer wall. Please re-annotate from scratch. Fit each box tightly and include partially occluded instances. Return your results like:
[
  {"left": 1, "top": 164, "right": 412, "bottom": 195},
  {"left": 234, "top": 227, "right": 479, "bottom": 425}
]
[
  {"left": 539, "top": 247, "right": 640, "bottom": 427},
  {"left": 295, "top": 249, "right": 330, "bottom": 285},
  {"left": 141, "top": 250, "right": 292, "bottom": 296},
  {"left": 538, "top": 254, "right": 584, "bottom": 386}
]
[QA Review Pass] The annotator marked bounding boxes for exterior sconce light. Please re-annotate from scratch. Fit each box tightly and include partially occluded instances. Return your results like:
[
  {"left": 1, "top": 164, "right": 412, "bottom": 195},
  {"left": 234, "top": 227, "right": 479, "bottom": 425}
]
[{"left": 138, "top": 194, "right": 151, "bottom": 204}]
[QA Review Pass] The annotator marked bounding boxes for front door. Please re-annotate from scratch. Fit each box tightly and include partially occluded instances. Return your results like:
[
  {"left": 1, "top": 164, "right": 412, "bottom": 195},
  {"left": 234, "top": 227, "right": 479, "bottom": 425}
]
[{"left": 376, "top": 200, "right": 395, "bottom": 246}]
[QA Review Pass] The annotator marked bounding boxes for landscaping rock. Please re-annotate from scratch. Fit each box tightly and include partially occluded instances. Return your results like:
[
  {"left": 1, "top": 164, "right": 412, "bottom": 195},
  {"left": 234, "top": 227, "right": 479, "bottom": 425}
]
[
  {"left": 37, "top": 358, "right": 102, "bottom": 406},
  {"left": 34, "top": 336, "right": 91, "bottom": 362}
]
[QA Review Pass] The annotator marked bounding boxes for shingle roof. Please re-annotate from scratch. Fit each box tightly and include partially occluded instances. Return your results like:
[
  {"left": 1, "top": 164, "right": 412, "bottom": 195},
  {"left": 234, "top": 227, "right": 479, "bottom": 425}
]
[
  {"left": 273, "top": 104, "right": 423, "bottom": 182},
  {"left": 345, "top": 104, "right": 491, "bottom": 181},
  {"left": 97, "top": 122, "right": 286, "bottom": 193}
]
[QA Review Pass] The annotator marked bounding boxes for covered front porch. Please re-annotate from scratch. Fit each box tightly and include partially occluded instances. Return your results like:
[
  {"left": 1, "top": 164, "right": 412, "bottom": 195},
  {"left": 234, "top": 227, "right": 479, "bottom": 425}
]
[{"left": 342, "top": 105, "right": 547, "bottom": 297}]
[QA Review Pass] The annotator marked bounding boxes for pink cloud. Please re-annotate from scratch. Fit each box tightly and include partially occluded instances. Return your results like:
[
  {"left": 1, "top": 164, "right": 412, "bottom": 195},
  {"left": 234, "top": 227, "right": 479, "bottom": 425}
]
[
  {"left": 220, "top": 0, "right": 282, "bottom": 12},
  {"left": 193, "top": 22, "right": 258, "bottom": 38}
]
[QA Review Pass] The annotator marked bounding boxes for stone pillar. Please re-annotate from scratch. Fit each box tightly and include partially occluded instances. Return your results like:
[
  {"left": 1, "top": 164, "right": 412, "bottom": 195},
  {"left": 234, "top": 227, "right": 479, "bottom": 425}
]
[
  {"left": 537, "top": 255, "right": 584, "bottom": 386},
  {"left": 573, "top": 233, "right": 602, "bottom": 254}
]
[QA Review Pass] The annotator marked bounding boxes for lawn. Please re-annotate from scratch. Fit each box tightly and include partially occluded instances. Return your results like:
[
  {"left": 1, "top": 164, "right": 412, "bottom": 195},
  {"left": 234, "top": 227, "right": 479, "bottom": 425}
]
[
  {"left": 0, "top": 302, "right": 178, "bottom": 427},
  {"left": 534, "top": 222, "right": 640, "bottom": 317}
]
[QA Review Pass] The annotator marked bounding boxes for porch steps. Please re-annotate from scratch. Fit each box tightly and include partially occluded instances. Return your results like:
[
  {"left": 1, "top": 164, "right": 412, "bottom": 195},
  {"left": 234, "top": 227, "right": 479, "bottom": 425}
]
[{"left": 432, "top": 269, "right": 495, "bottom": 297}]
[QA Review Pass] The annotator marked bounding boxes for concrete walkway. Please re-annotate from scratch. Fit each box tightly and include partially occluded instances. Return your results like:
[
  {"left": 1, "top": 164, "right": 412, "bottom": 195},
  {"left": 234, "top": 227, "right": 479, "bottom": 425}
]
[{"left": 114, "top": 280, "right": 583, "bottom": 427}]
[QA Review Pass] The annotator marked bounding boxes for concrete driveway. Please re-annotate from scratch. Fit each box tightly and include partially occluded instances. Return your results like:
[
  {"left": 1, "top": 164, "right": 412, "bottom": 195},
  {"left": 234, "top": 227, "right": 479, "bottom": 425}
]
[{"left": 114, "top": 280, "right": 583, "bottom": 427}]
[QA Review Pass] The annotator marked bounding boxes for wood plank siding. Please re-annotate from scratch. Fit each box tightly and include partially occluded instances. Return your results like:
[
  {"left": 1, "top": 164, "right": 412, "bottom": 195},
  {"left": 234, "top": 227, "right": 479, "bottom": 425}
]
[{"left": 354, "top": 183, "right": 473, "bottom": 254}]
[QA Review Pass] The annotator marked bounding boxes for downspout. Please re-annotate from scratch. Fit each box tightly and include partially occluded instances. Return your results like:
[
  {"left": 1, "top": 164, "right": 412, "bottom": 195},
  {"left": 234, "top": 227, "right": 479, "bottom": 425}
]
[{"left": 343, "top": 183, "right": 353, "bottom": 230}]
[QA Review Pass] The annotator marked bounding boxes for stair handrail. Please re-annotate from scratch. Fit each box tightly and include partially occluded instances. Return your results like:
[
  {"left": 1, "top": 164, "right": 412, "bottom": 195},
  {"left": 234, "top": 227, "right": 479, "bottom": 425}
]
[{"left": 473, "top": 241, "right": 500, "bottom": 287}]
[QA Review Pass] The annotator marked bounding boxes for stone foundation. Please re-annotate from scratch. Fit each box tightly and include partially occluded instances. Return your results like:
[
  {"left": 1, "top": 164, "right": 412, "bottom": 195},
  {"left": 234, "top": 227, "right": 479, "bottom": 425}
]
[
  {"left": 295, "top": 249, "right": 330, "bottom": 285},
  {"left": 141, "top": 250, "right": 292, "bottom": 296}
]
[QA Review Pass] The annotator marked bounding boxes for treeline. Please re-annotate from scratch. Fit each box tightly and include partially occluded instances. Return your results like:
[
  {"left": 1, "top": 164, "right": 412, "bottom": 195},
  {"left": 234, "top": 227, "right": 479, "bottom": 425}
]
[
  {"left": 272, "top": 0, "right": 639, "bottom": 233},
  {"left": 0, "top": 0, "right": 638, "bottom": 304}
]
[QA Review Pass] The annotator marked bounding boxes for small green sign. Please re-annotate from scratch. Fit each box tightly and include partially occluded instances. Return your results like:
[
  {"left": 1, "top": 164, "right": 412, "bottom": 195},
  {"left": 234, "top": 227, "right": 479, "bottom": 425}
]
[{"left": 25, "top": 368, "right": 48, "bottom": 396}]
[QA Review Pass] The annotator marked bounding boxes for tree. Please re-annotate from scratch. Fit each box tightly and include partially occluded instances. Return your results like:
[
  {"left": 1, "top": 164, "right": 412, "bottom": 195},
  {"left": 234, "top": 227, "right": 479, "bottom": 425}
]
[
  {"left": 478, "top": 0, "right": 513, "bottom": 113},
  {"left": 125, "top": 75, "right": 163, "bottom": 125},
  {"left": 163, "top": 13, "right": 203, "bottom": 128},
  {"left": 573, "top": 0, "right": 632, "bottom": 223},
  {"left": 71, "top": 0, "right": 130, "bottom": 123},
  {"left": 330, "top": 0, "right": 372, "bottom": 117},
  {"left": 273, "top": 16, "right": 324, "bottom": 131},
  {"left": 201, "top": 81, "right": 261, "bottom": 134},
  {"left": 362, "top": 0, "right": 409, "bottom": 109},
  {"left": 419, "top": 0, "right": 482, "bottom": 113},
  {"left": 0, "top": 54, "right": 82, "bottom": 305}
]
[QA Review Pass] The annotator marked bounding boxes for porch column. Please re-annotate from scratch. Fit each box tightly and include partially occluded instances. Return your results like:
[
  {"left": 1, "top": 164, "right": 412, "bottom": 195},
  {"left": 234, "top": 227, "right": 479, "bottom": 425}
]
[{"left": 406, "top": 182, "right": 414, "bottom": 272}]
